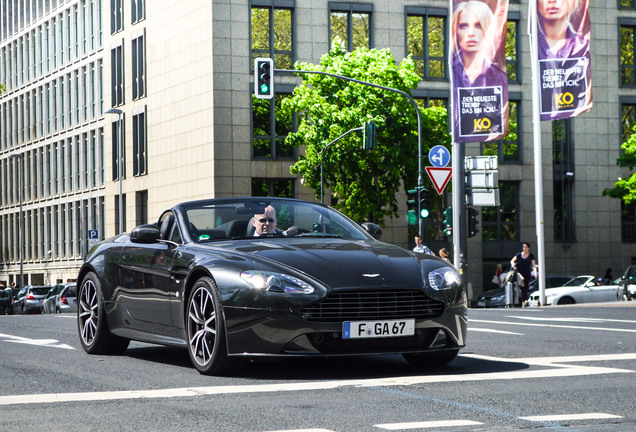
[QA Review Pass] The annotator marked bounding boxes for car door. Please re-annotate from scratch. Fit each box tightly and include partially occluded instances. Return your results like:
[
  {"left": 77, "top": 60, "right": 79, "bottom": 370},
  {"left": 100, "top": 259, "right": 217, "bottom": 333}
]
[
  {"left": 585, "top": 282, "right": 620, "bottom": 303},
  {"left": 118, "top": 213, "right": 183, "bottom": 337}
]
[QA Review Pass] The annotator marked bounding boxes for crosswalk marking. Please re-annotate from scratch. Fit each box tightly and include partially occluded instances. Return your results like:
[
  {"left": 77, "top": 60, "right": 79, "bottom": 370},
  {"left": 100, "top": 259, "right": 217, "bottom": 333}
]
[
  {"left": 374, "top": 420, "right": 482, "bottom": 430},
  {"left": 520, "top": 413, "right": 623, "bottom": 422}
]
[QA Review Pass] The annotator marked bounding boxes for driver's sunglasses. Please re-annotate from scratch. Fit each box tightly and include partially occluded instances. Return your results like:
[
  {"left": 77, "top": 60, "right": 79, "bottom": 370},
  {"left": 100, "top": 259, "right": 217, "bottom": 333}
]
[{"left": 258, "top": 217, "right": 275, "bottom": 223}]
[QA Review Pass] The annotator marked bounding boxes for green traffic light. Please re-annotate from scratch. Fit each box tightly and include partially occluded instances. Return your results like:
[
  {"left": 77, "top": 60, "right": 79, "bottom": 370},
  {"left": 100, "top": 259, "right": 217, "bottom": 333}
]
[
  {"left": 260, "top": 84, "right": 270, "bottom": 94},
  {"left": 407, "top": 210, "right": 417, "bottom": 225},
  {"left": 420, "top": 208, "right": 429, "bottom": 219}
]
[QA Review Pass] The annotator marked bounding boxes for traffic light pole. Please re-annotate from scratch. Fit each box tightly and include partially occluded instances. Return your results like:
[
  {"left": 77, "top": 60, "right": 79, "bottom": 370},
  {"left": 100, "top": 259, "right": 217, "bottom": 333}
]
[
  {"left": 319, "top": 126, "right": 364, "bottom": 204},
  {"left": 452, "top": 141, "right": 466, "bottom": 277},
  {"left": 276, "top": 68, "right": 425, "bottom": 234}
]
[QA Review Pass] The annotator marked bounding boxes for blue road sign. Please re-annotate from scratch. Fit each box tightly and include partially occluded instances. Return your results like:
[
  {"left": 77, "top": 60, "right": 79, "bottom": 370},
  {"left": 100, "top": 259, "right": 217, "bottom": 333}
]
[
  {"left": 428, "top": 145, "right": 451, "bottom": 168},
  {"left": 88, "top": 229, "right": 99, "bottom": 240}
]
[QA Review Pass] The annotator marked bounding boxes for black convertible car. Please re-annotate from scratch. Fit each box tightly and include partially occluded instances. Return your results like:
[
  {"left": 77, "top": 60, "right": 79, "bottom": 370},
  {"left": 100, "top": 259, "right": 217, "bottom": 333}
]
[{"left": 77, "top": 198, "right": 467, "bottom": 375}]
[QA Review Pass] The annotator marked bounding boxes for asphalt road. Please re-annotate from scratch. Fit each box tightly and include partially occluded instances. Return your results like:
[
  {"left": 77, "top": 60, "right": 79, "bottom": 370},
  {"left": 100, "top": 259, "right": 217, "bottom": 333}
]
[{"left": 1, "top": 303, "right": 635, "bottom": 432}]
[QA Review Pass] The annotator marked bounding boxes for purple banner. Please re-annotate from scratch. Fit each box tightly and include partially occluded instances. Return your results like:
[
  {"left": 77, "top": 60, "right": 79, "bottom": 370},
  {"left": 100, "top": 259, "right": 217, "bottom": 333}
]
[
  {"left": 451, "top": 0, "right": 509, "bottom": 143},
  {"left": 537, "top": 0, "right": 592, "bottom": 121}
]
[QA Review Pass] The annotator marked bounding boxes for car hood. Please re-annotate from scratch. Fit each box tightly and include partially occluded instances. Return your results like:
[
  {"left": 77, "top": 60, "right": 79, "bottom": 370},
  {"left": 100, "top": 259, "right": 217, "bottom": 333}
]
[
  {"left": 224, "top": 238, "right": 435, "bottom": 290},
  {"left": 540, "top": 286, "right": 585, "bottom": 297}
]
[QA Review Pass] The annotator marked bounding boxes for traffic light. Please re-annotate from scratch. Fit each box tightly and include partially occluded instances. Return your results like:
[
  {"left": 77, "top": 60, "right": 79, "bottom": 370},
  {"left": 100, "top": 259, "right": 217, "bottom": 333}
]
[
  {"left": 363, "top": 121, "right": 378, "bottom": 150},
  {"left": 443, "top": 207, "right": 453, "bottom": 236},
  {"left": 254, "top": 58, "right": 274, "bottom": 99},
  {"left": 419, "top": 187, "right": 429, "bottom": 219},
  {"left": 467, "top": 207, "right": 479, "bottom": 237},
  {"left": 406, "top": 189, "right": 418, "bottom": 225}
]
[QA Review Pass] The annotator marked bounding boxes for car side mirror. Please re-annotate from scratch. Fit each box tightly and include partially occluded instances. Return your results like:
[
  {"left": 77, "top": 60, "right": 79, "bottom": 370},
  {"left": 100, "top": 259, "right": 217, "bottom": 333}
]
[
  {"left": 360, "top": 222, "right": 382, "bottom": 240},
  {"left": 131, "top": 224, "right": 161, "bottom": 244}
]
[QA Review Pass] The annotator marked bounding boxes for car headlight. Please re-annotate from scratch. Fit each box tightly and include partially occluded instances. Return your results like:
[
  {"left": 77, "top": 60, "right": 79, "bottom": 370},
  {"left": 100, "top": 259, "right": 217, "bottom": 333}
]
[
  {"left": 240, "top": 271, "right": 314, "bottom": 294},
  {"left": 427, "top": 267, "right": 461, "bottom": 291},
  {"left": 491, "top": 294, "right": 505, "bottom": 301}
]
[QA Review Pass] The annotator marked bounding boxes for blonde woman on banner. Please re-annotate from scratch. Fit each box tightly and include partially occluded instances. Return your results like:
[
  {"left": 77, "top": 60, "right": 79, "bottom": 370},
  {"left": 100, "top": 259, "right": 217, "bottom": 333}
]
[
  {"left": 451, "top": 0, "right": 509, "bottom": 143},
  {"left": 537, "top": 0, "right": 592, "bottom": 120}
]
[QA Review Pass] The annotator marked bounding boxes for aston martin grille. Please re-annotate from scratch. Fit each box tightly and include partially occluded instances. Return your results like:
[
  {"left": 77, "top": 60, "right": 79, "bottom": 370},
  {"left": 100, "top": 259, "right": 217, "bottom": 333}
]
[{"left": 301, "top": 290, "right": 445, "bottom": 322}]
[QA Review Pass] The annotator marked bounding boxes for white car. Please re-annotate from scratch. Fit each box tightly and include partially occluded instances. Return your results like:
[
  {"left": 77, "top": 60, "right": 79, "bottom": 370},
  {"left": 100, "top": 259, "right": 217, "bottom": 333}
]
[{"left": 528, "top": 275, "right": 622, "bottom": 306}]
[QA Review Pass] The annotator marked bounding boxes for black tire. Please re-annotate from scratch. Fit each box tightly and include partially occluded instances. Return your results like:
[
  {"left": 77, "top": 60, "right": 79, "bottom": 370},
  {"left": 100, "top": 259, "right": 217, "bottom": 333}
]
[
  {"left": 186, "top": 277, "right": 237, "bottom": 375},
  {"left": 77, "top": 272, "right": 130, "bottom": 355},
  {"left": 557, "top": 296, "right": 575, "bottom": 305},
  {"left": 403, "top": 349, "right": 460, "bottom": 367}
]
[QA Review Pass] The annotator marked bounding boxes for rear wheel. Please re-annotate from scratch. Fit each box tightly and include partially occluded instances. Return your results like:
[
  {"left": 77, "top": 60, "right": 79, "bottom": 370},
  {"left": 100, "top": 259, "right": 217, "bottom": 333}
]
[
  {"left": 557, "top": 296, "right": 575, "bottom": 305},
  {"left": 403, "top": 349, "right": 459, "bottom": 367},
  {"left": 186, "top": 277, "right": 237, "bottom": 375},
  {"left": 77, "top": 272, "right": 129, "bottom": 354}
]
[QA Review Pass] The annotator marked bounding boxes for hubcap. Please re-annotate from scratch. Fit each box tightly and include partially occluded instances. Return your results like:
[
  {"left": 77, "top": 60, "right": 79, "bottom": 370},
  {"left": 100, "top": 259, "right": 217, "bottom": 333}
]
[
  {"left": 188, "top": 286, "right": 217, "bottom": 366},
  {"left": 79, "top": 280, "right": 98, "bottom": 346}
]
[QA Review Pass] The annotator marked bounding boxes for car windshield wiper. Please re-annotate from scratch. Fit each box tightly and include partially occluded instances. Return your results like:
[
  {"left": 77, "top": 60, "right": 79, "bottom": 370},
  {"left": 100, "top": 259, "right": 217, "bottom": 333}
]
[{"left": 295, "top": 232, "right": 342, "bottom": 238}]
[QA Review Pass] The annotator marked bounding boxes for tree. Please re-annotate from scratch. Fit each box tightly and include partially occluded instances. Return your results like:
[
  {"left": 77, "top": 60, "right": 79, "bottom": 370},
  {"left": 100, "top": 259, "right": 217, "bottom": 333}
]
[
  {"left": 280, "top": 44, "right": 450, "bottom": 226},
  {"left": 603, "top": 126, "right": 636, "bottom": 205},
  {"left": 0, "top": 84, "right": 5, "bottom": 95}
]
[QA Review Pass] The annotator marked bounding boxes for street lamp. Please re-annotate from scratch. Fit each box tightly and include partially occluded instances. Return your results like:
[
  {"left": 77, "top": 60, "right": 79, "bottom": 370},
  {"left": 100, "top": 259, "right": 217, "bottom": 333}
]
[
  {"left": 9, "top": 154, "right": 24, "bottom": 290},
  {"left": 105, "top": 108, "right": 124, "bottom": 234}
]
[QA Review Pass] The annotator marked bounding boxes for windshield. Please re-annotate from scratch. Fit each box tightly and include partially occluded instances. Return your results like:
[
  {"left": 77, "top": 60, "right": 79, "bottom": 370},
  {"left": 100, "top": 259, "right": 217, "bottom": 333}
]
[
  {"left": 563, "top": 276, "right": 590, "bottom": 287},
  {"left": 182, "top": 199, "right": 371, "bottom": 242}
]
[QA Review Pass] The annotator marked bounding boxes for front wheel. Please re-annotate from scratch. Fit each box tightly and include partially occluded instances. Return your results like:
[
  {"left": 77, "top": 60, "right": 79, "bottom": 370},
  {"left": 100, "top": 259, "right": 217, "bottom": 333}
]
[
  {"left": 186, "top": 277, "right": 237, "bottom": 375},
  {"left": 77, "top": 272, "right": 129, "bottom": 354},
  {"left": 403, "top": 349, "right": 459, "bottom": 368},
  {"left": 557, "top": 296, "right": 575, "bottom": 305}
]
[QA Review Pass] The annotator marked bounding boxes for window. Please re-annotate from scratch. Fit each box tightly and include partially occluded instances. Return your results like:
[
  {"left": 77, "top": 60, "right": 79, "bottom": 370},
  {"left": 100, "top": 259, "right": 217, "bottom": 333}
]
[
  {"left": 621, "top": 98, "right": 636, "bottom": 145},
  {"left": 132, "top": 0, "right": 145, "bottom": 23},
  {"left": 505, "top": 15, "right": 520, "bottom": 83},
  {"left": 251, "top": 178, "right": 294, "bottom": 198},
  {"left": 114, "top": 193, "right": 126, "bottom": 234},
  {"left": 620, "top": 20, "right": 636, "bottom": 87},
  {"left": 481, "top": 97, "right": 520, "bottom": 162},
  {"left": 621, "top": 201, "right": 636, "bottom": 242},
  {"left": 250, "top": 1, "right": 294, "bottom": 69},
  {"left": 620, "top": 0, "right": 636, "bottom": 10},
  {"left": 111, "top": 115, "right": 126, "bottom": 181},
  {"left": 111, "top": 0, "right": 123, "bottom": 34},
  {"left": 252, "top": 87, "right": 294, "bottom": 159},
  {"left": 330, "top": 3, "right": 371, "bottom": 51},
  {"left": 132, "top": 108, "right": 146, "bottom": 176},
  {"left": 111, "top": 42, "right": 124, "bottom": 106},
  {"left": 482, "top": 182, "right": 518, "bottom": 241},
  {"left": 131, "top": 32, "right": 145, "bottom": 99},
  {"left": 135, "top": 190, "right": 148, "bottom": 225},
  {"left": 406, "top": 7, "right": 447, "bottom": 80},
  {"left": 553, "top": 119, "right": 575, "bottom": 243}
]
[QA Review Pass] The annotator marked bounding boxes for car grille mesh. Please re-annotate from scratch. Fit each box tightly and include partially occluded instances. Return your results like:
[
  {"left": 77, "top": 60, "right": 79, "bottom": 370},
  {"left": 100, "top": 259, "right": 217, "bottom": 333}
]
[{"left": 301, "top": 290, "right": 445, "bottom": 322}]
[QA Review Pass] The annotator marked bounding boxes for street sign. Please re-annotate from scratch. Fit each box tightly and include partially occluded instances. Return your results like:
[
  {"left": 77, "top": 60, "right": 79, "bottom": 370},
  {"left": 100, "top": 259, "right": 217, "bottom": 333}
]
[
  {"left": 428, "top": 145, "right": 451, "bottom": 168},
  {"left": 466, "top": 188, "right": 500, "bottom": 206},
  {"left": 465, "top": 155, "right": 498, "bottom": 170},
  {"left": 426, "top": 167, "right": 452, "bottom": 195},
  {"left": 466, "top": 170, "right": 498, "bottom": 188},
  {"left": 88, "top": 230, "right": 99, "bottom": 248}
]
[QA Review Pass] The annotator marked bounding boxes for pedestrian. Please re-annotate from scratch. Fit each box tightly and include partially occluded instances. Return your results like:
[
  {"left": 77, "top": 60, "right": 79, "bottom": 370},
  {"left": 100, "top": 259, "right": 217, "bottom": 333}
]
[
  {"left": 510, "top": 242, "right": 537, "bottom": 306},
  {"left": 439, "top": 248, "right": 451, "bottom": 262},
  {"left": 499, "top": 264, "right": 510, "bottom": 288},
  {"left": 491, "top": 263, "right": 503, "bottom": 289},
  {"left": 413, "top": 235, "right": 434, "bottom": 255}
]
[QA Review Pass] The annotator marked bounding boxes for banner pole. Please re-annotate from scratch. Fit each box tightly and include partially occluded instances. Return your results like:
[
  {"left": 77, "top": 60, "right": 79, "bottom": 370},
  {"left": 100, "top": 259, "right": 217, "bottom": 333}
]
[{"left": 528, "top": 0, "right": 547, "bottom": 306}]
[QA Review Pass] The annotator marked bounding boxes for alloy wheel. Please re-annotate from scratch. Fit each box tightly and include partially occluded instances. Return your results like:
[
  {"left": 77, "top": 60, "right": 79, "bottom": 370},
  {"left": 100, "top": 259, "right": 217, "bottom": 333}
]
[
  {"left": 79, "top": 279, "right": 98, "bottom": 347},
  {"left": 187, "top": 286, "right": 217, "bottom": 367}
]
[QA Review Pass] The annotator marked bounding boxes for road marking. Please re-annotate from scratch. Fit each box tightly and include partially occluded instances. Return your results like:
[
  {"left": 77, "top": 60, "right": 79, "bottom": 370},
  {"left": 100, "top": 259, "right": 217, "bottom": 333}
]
[
  {"left": 469, "top": 328, "right": 523, "bottom": 335},
  {"left": 0, "top": 333, "right": 75, "bottom": 350},
  {"left": 0, "top": 353, "right": 632, "bottom": 406},
  {"left": 520, "top": 413, "right": 622, "bottom": 422},
  {"left": 264, "top": 429, "right": 334, "bottom": 432},
  {"left": 470, "top": 319, "right": 636, "bottom": 333},
  {"left": 507, "top": 316, "right": 636, "bottom": 324},
  {"left": 375, "top": 420, "right": 482, "bottom": 429}
]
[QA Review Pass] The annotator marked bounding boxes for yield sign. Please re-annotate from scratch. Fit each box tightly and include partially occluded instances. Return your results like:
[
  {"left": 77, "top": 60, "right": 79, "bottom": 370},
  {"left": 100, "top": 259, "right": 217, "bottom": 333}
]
[{"left": 426, "top": 167, "right": 452, "bottom": 195}]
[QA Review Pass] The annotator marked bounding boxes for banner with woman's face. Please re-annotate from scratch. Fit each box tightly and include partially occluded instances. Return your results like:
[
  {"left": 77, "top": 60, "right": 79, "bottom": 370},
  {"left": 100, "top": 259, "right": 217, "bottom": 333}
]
[
  {"left": 450, "top": 0, "right": 509, "bottom": 143},
  {"left": 536, "top": 0, "right": 592, "bottom": 121}
]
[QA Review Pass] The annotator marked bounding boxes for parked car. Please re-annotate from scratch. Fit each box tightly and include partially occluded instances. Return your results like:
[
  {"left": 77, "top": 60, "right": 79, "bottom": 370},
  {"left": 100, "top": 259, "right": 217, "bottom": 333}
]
[
  {"left": 528, "top": 275, "right": 622, "bottom": 306},
  {"left": 11, "top": 286, "right": 51, "bottom": 314},
  {"left": 476, "top": 276, "right": 573, "bottom": 308},
  {"left": 41, "top": 285, "right": 66, "bottom": 314},
  {"left": 619, "top": 265, "right": 636, "bottom": 300},
  {"left": 0, "top": 290, "right": 12, "bottom": 314},
  {"left": 76, "top": 197, "right": 467, "bottom": 375},
  {"left": 57, "top": 284, "right": 77, "bottom": 313}
]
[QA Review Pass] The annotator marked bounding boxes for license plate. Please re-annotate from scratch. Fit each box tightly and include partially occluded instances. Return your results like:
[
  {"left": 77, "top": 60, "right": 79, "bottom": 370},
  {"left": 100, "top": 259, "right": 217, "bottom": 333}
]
[{"left": 343, "top": 319, "right": 415, "bottom": 339}]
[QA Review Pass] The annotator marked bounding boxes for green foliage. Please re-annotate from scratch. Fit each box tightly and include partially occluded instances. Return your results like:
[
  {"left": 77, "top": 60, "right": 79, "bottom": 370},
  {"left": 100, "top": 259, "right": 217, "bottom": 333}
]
[
  {"left": 280, "top": 44, "right": 450, "bottom": 226},
  {"left": 0, "top": 84, "right": 6, "bottom": 95},
  {"left": 604, "top": 125, "right": 636, "bottom": 205}
]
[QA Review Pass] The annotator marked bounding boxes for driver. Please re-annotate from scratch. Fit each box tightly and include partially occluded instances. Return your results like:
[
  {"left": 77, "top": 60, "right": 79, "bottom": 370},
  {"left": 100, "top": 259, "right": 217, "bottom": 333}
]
[{"left": 252, "top": 205, "right": 278, "bottom": 236}]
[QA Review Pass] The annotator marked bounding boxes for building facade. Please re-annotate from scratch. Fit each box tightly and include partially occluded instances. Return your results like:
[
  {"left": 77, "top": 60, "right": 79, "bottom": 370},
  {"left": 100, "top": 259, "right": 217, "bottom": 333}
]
[{"left": 1, "top": 0, "right": 636, "bottom": 297}]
